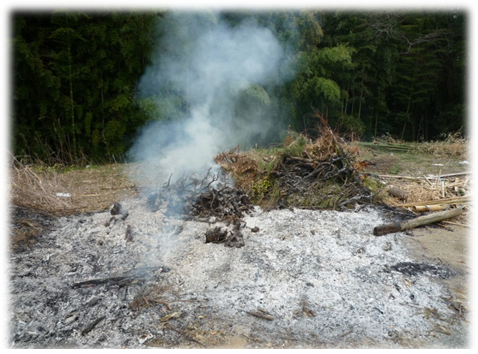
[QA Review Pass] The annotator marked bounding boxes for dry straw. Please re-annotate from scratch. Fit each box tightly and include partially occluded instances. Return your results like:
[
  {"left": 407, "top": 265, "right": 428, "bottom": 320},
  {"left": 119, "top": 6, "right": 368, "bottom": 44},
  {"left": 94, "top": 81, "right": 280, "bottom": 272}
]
[{"left": 10, "top": 156, "right": 73, "bottom": 214}]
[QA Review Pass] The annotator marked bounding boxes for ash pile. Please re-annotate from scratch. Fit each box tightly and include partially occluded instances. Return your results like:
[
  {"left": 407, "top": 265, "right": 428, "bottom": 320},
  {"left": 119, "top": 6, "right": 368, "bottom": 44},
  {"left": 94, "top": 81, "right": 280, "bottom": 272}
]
[{"left": 9, "top": 171, "right": 469, "bottom": 349}]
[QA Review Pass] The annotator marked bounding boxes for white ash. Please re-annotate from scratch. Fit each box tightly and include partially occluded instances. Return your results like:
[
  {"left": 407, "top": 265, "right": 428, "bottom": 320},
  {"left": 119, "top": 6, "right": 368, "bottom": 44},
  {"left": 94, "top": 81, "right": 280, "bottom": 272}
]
[{"left": 9, "top": 199, "right": 467, "bottom": 348}]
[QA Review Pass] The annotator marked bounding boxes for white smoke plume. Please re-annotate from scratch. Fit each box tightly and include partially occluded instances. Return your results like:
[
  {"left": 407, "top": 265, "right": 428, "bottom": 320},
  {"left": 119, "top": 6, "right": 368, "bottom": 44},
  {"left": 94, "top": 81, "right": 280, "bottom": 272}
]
[{"left": 128, "top": 11, "right": 292, "bottom": 183}]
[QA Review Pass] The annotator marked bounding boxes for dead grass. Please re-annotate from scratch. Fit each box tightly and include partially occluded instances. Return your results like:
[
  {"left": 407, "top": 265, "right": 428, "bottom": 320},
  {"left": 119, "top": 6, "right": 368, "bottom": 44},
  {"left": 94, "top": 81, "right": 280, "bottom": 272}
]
[
  {"left": 414, "top": 131, "right": 469, "bottom": 159},
  {"left": 10, "top": 157, "right": 137, "bottom": 216},
  {"left": 380, "top": 177, "right": 470, "bottom": 210},
  {"left": 10, "top": 157, "right": 78, "bottom": 214}
]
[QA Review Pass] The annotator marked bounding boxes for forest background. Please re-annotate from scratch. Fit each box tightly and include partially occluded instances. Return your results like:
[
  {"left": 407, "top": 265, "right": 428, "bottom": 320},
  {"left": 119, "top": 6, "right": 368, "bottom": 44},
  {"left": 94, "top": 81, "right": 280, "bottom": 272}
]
[{"left": 10, "top": 9, "right": 466, "bottom": 165}]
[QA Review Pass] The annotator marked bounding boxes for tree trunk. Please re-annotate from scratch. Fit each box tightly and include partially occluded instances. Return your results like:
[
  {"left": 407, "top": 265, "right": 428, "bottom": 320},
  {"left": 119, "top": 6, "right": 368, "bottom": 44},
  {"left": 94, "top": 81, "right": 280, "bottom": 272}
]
[
  {"left": 357, "top": 71, "right": 364, "bottom": 125},
  {"left": 66, "top": 16, "right": 77, "bottom": 161},
  {"left": 401, "top": 63, "right": 417, "bottom": 141}
]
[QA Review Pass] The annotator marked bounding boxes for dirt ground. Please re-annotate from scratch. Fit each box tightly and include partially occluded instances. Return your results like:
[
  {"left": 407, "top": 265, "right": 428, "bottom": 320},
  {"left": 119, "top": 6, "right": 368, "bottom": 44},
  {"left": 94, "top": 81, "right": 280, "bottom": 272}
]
[
  {"left": 402, "top": 224, "right": 471, "bottom": 348},
  {"left": 408, "top": 225, "right": 470, "bottom": 288},
  {"left": 359, "top": 142, "right": 471, "bottom": 278},
  {"left": 360, "top": 142, "right": 472, "bottom": 347}
]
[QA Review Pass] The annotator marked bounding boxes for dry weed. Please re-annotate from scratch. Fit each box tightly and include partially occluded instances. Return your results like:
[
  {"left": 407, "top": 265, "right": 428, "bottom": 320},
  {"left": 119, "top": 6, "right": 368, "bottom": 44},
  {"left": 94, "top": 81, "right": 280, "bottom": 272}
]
[
  {"left": 374, "top": 132, "right": 405, "bottom": 145},
  {"left": 10, "top": 157, "right": 73, "bottom": 214},
  {"left": 214, "top": 145, "right": 259, "bottom": 193},
  {"left": 10, "top": 157, "right": 137, "bottom": 215},
  {"left": 416, "top": 134, "right": 468, "bottom": 159},
  {"left": 381, "top": 174, "right": 470, "bottom": 222}
]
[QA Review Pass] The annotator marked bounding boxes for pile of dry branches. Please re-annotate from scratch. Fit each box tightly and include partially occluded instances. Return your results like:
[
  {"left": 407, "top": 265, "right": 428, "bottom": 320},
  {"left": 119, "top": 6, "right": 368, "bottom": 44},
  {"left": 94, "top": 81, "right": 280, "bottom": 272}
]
[
  {"left": 145, "top": 168, "right": 254, "bottom": 221},
  {"left": 215, "top": 113, "right": 376, "bottom": 210}
]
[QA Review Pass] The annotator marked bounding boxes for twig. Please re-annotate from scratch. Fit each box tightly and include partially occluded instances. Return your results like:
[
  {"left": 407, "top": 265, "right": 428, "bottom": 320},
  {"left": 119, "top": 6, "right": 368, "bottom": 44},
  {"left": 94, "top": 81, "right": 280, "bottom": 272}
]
[
  {"left": 81, "top": 316, "right": 106, "bottom": 336},
  {"left": 442, "top": 220, "right": 469, "bottom": 228},
  {"left": 72, "top": 266, "right": 170, "bottom": 289},
  {"left": 395, "top": 196, "right": 470, "bottom": 208},
  {"left": 338, "top": 329, "right": 353, "bottom": 338},
  {"left": 165, "top": 173, "right": 173, "bottom": 188},
  {"left": 200, "top": 167, "right": 212, "bottom": 189},
  {"left": 244, "top": 309, "right": 274, "bottom": 321},
  {"left": 205, "top": 173, "right": 219, "bottom": 189},
  {"left": 364, "top": 171, "right": 471, "bottom": 180}
]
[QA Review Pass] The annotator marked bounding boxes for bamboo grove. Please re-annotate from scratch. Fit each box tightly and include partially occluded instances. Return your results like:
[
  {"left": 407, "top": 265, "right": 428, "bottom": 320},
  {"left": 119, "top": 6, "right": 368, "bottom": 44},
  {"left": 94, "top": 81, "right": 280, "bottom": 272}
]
[{"left": 11, "top": 10, "right": 466, "bottom": 164}]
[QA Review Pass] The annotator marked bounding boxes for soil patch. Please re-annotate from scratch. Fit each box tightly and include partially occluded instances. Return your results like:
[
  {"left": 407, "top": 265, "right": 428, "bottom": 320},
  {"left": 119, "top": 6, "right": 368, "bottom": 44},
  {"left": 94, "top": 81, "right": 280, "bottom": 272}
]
[{"left": 404, "top": 224, "right": 470, "bottom": 293}]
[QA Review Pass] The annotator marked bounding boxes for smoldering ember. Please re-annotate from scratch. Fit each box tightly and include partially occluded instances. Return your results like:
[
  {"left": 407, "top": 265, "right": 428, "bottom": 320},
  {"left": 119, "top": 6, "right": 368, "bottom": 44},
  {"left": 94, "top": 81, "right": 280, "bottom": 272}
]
[{"left": 8, "top": 166, "right": 470, "bottom": 349}]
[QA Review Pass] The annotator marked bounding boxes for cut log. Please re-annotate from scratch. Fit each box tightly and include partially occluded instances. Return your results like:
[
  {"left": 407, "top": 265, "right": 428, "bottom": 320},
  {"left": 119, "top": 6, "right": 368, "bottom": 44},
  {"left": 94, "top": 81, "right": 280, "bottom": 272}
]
[{"left": 373, "top": 207, "right": 465, "bottom": 236}]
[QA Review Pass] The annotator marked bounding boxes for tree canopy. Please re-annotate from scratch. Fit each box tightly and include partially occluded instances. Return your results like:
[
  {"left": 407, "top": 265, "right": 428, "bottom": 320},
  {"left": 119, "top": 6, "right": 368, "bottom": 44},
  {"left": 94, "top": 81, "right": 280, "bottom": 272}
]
[{"left": 11, "top": 10, "right": 466, "bottom": 164}]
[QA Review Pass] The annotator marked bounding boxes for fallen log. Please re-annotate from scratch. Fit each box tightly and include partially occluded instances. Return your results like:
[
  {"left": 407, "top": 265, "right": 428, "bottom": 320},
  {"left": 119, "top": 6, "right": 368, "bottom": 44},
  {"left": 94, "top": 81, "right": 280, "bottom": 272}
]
[{"left": 373, "top": 207, "right": 465, "bottom": 236}]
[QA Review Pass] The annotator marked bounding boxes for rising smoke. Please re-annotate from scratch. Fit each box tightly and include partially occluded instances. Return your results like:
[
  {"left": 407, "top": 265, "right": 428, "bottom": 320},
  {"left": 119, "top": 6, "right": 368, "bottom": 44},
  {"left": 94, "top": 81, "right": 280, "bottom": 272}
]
[{"left": 128, "top": 11, "right": 293, "bottom": 183}]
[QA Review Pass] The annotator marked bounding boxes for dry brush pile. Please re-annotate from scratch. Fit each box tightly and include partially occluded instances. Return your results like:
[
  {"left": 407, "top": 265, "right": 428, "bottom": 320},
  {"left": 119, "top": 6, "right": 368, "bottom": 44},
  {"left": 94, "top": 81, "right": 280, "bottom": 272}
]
[
  {"left": 215, "top": 114, "right": 378, "bottom": 211},
  {"left": 363, "top": 132, "right": 471, "bottom": 224}
]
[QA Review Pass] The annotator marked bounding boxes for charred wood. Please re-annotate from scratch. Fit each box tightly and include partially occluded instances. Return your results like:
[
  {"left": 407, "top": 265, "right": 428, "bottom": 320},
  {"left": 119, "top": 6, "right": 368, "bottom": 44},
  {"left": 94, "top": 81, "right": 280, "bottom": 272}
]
[
  {"left": 72, "top": 266, "right": 170, "bottom": 289},
  {"left": 81, "top": 316, "right": 106, "bottom": 336}
]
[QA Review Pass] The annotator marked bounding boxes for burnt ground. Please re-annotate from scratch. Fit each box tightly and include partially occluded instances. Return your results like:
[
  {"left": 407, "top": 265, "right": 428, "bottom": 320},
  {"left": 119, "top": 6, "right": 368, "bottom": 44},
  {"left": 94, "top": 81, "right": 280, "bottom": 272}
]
[
  {"left": 6, "top": 199, "right": 471, "bottom": 349},
  {"left": 6, "top": 141, "right": 472, "bottom": 349}
]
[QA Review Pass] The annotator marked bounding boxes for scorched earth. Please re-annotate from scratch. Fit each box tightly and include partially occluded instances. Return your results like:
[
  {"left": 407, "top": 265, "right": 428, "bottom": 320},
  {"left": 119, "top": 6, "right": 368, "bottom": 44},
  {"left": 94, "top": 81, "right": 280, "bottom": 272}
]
[{"left": 9, "top": 197, "right": 469, "bottom": 348}]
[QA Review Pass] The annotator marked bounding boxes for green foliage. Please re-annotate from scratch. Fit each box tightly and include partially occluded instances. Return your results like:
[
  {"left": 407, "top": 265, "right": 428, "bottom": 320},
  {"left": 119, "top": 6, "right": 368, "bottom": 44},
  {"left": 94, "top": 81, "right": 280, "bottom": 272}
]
[
  {"left": 12, "top": 10, "right": 466, "bottom": 165},
  {"left": 312, "top": 77, "right": 341, "bottom": 102},
  {"left": 321, "top": 10, "right": 465, "bottom": 140},
  {"left": 12, "top": 11, "right": 156, "bottom": 164},
  {"left": 252, "top": 175, "right": 275, "bottom": 201},
  {"left": 283, "top": 131, "right": 309, "bottom": 157},
  {"left": 242, "top": 84, "right": 271, "bottom": 106}
]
